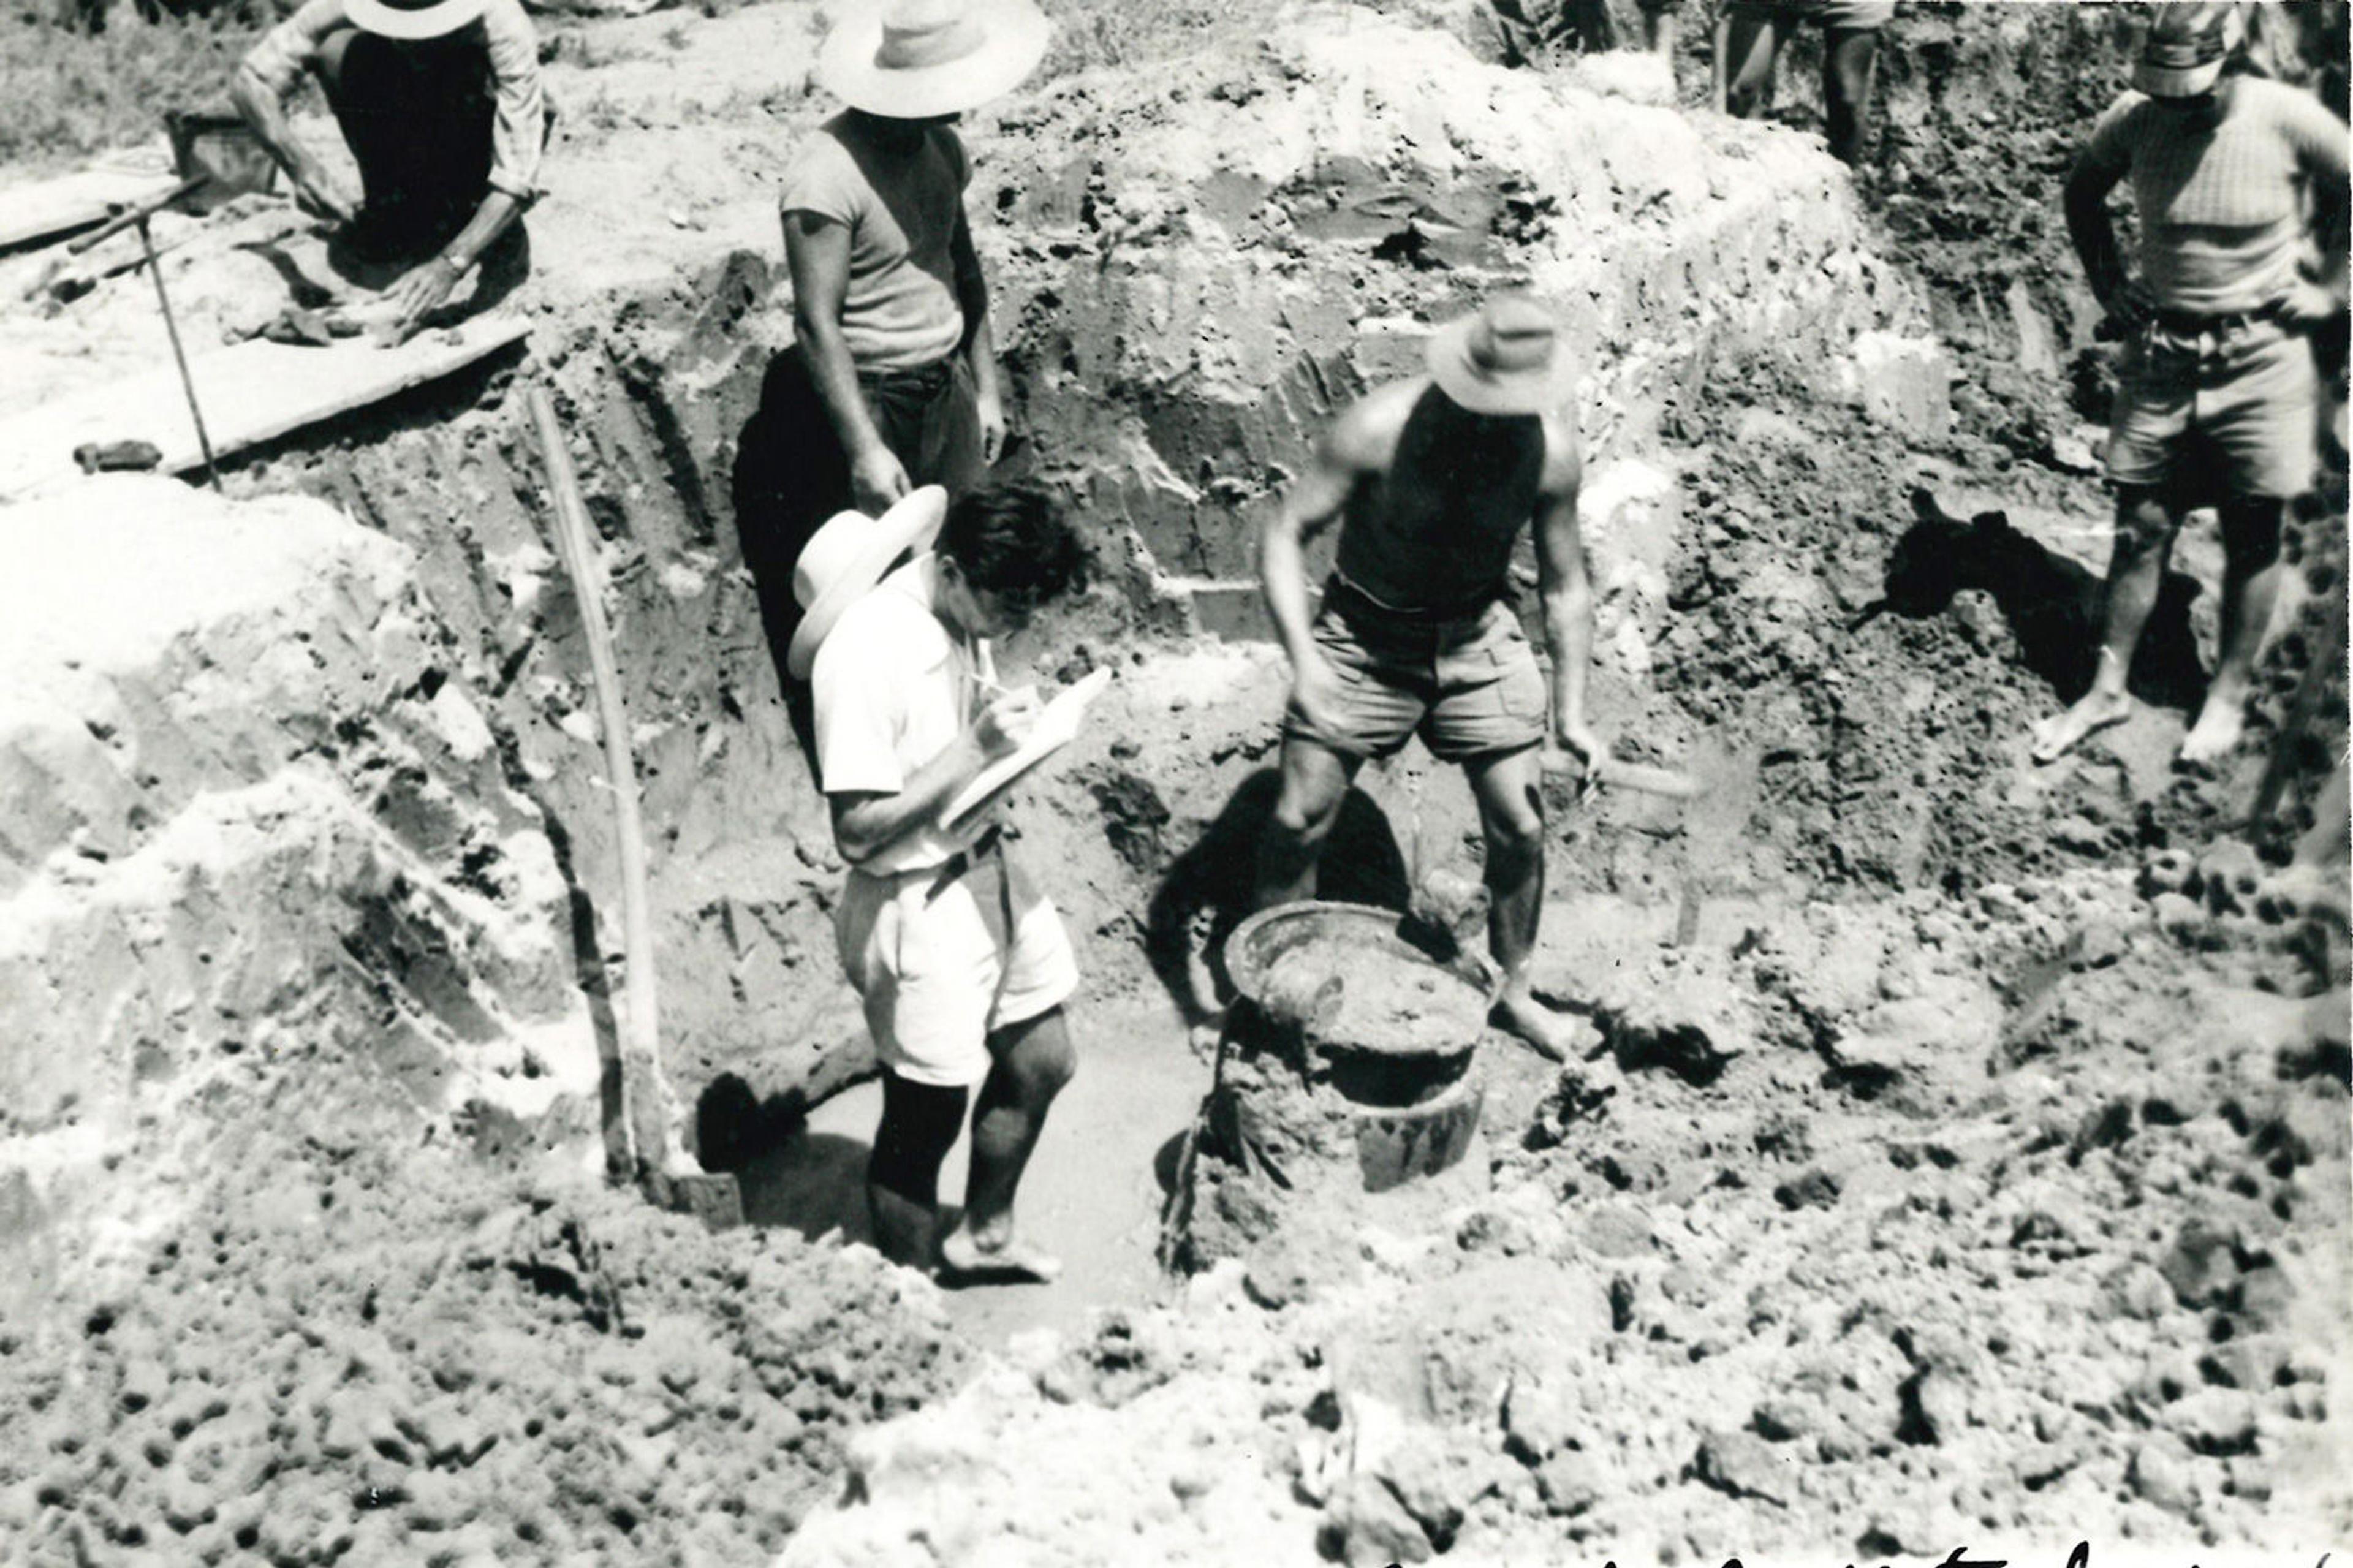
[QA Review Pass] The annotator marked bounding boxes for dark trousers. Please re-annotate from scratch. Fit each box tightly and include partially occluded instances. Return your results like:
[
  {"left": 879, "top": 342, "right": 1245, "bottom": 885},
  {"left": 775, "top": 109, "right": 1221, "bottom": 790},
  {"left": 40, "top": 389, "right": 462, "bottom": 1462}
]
[
  {"left": 325, "top": 32, "right": 495, "bottom": 260},
  {"left": 732, "top": 347, "right": 984, "bottom": 722}
]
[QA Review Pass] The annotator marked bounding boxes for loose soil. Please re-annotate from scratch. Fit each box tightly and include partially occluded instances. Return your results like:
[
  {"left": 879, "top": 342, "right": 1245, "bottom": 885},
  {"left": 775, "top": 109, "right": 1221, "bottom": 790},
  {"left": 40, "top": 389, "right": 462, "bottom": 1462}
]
[{"left": 1265, "top": 934, "right": 1493, "bottom": 1059}]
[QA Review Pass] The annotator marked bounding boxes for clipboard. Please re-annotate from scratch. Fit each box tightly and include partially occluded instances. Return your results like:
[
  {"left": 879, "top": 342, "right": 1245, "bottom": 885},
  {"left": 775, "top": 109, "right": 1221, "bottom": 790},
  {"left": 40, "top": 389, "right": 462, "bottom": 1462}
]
[{"left": 939, "top": 667, "right": 1115, "bottom": 834}]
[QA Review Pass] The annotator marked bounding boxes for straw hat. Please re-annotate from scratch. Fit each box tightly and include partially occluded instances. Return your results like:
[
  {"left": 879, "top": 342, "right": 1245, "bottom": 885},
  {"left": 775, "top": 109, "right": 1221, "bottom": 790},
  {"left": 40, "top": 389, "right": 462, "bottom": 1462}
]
[
  {"left": 345, "top": 0, "right": 490, "bottom": 41},
  {"left": 787, "top": 486, "right": 949, "bottom": 680},
  {"left": 2134, "top": 2, "right": 2243, "bottom": 98},
  {"left": 1425, "top": 295, "right": 1578, "bottom": 417},
  {"left": 816, "top": 0, "right": 1053, "bottom": 120}
]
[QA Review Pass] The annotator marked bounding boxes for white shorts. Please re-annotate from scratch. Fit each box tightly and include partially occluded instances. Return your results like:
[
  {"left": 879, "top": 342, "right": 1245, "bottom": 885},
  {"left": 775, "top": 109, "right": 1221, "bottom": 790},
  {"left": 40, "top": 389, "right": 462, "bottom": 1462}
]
[{"left": 833, "top": 848, "right": 1080, "bottom": 1088}]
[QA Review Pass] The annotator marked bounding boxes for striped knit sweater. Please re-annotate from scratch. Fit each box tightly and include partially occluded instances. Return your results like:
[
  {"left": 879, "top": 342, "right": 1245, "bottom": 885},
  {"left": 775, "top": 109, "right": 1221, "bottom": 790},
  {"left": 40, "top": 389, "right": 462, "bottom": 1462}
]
[{"left": 2079, "top": 76, "right": 2349, "bottom": 316}]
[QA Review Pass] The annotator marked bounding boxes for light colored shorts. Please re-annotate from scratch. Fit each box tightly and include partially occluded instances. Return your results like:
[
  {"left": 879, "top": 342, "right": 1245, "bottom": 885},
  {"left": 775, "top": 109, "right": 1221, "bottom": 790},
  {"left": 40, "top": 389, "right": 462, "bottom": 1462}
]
[
  {"left": 2107, "top": 313, "right": 2320, "bottom": 502},
  {"left": 834, "top": 846, "right": 1079, "bottom": 1089},
  {"left": 1282, "top": 579, "right": 1549, "bottom": 765}
]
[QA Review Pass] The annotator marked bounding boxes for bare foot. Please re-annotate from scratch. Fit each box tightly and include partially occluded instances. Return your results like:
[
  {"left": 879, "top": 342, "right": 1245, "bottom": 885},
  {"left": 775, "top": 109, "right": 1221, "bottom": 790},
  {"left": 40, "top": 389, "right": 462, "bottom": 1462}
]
[
  {"left": 2177, "top": 693, "right": 2246, "bottom": 767},
  {"left": 2030, "top": 688, "right": 2132, "bottom": 765},
  {"left": 938, "top": 1222, "right": 1061, "bottom": 1284},
  {"left": 1491, "top": 989, "right": 1581, "bottom": 1062}
]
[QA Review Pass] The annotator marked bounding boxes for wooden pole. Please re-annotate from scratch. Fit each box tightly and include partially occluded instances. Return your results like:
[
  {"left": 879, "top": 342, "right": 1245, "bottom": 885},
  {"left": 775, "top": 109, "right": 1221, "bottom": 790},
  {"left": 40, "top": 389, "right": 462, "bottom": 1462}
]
[{"left": 526, "top": 385, "right": 691, "bottom": 1179}]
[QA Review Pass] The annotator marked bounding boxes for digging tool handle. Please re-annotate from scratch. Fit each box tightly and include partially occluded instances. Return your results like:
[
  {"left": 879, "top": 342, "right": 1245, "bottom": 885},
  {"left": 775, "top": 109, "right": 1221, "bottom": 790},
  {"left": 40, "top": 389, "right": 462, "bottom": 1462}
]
[
  {"left": 526, "top": 385, "right": 690, "bottom": 1181},
  {"left": 67, "top": 176, "right": 210, "bottom": 256}
]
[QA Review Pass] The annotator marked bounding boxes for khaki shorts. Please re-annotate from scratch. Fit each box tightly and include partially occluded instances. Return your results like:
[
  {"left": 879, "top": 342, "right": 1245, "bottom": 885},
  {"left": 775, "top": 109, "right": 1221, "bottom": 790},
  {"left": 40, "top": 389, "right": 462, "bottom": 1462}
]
[
  {"left": 835, "top": 847, "right": 1078, "bottom": 1089},
  {"left": 2107, "top": 314, "right": 2320, "bottom": 502},
  {"left": 1283, "top": 580, "right": 1548, "bottom": 764}
]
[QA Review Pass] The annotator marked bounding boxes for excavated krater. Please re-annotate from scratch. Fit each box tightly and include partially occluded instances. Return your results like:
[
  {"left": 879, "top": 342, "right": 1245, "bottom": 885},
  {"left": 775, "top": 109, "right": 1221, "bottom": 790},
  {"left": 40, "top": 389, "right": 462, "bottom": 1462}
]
[{"left": 1172, "top": 901, "right": 1497, "bottom": 1277}]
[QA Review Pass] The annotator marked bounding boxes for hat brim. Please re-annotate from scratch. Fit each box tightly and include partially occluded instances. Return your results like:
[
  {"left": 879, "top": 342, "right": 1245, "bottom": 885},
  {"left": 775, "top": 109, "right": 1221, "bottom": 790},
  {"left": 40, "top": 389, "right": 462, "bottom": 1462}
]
[
  {"left": 787, "top": 486, "right": 950, "bottom": 680},
  {"left": 816, "top": 0, "right": 1052, "bottom": 119},
  {"left": 344, "top": 0, "right": 488, "bottom": 40},
  {"left": 1425, "top": 315, "right": 1578, "bottom": 417},
  {"left": 2134, "top": 57, "right": 2225, "bottom": 97}
]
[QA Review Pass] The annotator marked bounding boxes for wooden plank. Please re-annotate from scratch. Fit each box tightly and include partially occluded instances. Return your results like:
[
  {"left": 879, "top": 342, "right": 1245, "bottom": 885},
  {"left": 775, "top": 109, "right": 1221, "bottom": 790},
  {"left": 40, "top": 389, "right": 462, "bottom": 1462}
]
[
  {"left": 0, "top": 168, "right": 184, "bottom": 252},
  {"left": 0, "top": 316, "right": 534, "bottom": 501}
]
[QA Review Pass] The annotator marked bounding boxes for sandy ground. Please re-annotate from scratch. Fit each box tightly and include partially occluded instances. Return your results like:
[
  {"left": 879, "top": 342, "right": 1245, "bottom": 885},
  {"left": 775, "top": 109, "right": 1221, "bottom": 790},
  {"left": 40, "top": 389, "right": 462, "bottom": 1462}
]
[{"left": 739, "top": 996, "right": 1209, "bottom": 1350}]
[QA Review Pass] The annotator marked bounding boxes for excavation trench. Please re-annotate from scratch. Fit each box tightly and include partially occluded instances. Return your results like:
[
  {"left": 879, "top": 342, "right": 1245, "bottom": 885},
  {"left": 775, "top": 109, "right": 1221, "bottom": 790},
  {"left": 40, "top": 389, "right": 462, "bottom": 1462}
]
[{"left": 17, "top": 7, "right": 2340, "bottom": 1562}]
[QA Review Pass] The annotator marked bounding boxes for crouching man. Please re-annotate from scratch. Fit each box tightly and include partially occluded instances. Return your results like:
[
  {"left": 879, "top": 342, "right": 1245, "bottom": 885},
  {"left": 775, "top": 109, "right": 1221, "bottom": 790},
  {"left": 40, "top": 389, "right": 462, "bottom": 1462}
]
[
  {"left": 791, "top": 480, "right": 1089, "bottom": 1280},
  {"left": 231, "top": 0, "right": 547, "bottom": 341}
]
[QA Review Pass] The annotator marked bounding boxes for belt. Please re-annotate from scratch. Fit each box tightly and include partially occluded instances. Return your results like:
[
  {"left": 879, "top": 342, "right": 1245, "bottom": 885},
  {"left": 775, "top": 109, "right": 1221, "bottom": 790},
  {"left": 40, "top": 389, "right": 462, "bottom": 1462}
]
[
  {"left": 921, "top": 824, "right": 1004, "bottom": 903},
  {"left": 1324, "top": 571, "right": 1501, "bottom": 626},
  {"left": 2150, "top": 299, "right": 2285, "bottom": 337}
]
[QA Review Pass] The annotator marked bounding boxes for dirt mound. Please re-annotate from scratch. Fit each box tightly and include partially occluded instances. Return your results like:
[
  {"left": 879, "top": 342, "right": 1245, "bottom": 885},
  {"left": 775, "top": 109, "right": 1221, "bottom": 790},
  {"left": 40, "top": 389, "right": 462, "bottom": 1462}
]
[
  {"left": 0, "top": 1134, "right": 968, "bottom": 1567},
  {"left": 789, "top": 868, "right": 2351, "bottom": 1562}
]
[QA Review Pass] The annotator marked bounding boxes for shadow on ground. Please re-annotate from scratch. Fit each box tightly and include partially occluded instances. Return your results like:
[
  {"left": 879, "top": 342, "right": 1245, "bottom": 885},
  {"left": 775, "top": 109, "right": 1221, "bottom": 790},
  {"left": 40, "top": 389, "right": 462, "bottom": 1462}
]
[
  {"left": 1863, "top": 487, "right": 2208, "bottom": 712},
  {"left": 1143, "top": 767, "right": 1412, "bottom": 1026}
]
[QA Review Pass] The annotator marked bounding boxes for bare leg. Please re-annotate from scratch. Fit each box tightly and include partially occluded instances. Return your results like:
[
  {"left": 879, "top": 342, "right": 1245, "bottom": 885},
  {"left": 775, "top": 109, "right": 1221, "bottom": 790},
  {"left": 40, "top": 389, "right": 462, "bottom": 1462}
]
[
  {"left": 1645, "top": 6, "right": 1678, "bottom": 61},
  {"left": 939, "top": 1006, "right": 1075, "bottom": 1282},
  {"left": 1821, "top": 25, "right": 1882, "bottom": 167},
  {"left": 1464, "top": 746, "right": 1579, "bottom": 1060},
  {"left": 2033, "top": 485, "right": 2180, "bottom": 763},
  {"left": 2181, "top": 495, "right": 2287, "bottom": 765},
  {"left": 1719, "top": 9, "right": 1784, "bottom": 120},
  {"left": 1254, "top": 735, "right": 1363, "bottom": 911},
  {"left": 866, "top": 1070, "right": 968, "bottom": 1270}
]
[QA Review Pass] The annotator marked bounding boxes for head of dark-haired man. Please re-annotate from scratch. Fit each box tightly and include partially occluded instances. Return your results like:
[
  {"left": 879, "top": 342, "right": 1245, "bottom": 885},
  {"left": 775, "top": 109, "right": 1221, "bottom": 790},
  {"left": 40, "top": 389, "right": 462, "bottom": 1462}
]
[{"left": 931, "top": 479, "right": 1090, "bottom": 645}]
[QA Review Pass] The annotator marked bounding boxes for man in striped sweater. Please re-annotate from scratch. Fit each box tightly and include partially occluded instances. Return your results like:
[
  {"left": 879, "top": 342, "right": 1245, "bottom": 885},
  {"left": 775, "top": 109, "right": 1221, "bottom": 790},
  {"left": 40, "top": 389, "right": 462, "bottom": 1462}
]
[{"left": 2034, "top": 2, "right": 2347, "bottom": 768}]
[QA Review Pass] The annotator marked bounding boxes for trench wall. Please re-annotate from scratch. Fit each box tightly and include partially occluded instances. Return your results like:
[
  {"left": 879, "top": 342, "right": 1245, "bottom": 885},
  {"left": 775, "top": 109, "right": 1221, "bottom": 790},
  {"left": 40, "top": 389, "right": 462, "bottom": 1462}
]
[{"left": 0, "top": 480, "right": 602, "bottom": 1303}]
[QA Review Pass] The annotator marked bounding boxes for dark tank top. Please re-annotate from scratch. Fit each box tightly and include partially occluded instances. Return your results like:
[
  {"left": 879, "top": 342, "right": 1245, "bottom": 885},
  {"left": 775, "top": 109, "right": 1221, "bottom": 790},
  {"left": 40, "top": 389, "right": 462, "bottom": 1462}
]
[{"left": 1332, "top": 386, "right": 1546, "bottom": 616}]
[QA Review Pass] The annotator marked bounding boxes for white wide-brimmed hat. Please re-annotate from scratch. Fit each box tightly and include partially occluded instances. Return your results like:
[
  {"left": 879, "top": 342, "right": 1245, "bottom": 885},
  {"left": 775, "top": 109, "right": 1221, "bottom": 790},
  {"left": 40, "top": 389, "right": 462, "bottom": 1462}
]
[
  {"left": 787, "top": 486, "right": 949, "bottom": 680},
  {"left": 1425, "top": 294, "right": 1578, "bottom": 417},
  {"left": 346, "top": 0, "right": 489, "bottom": 41},
  {"left": 816, "top": 0, "right": 1052, "bottom": 119},
  {"left": 2134, "top": 2, "right": 2243, "bottom": 97}
]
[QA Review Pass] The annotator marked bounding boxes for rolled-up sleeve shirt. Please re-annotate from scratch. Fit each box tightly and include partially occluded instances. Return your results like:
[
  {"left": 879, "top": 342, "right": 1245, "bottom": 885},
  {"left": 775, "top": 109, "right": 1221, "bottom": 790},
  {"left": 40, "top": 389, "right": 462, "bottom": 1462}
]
[{"left": 243, "top": 0, "right": 548, "bottom": 203}]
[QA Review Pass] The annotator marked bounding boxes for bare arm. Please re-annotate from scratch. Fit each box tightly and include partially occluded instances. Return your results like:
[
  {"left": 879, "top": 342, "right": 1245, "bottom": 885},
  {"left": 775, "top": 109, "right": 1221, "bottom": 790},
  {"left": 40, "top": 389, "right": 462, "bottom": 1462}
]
[
  {"left": 382, "top": 189, "right": 524, "bottom": 341},
  {"left": 786, "top": 209, "right": 905, "bottom": 510},
  {"left": 1259, "top": 429, "right": 1358, "bottom": 668},
  {"left": 231, "top": 59, "right": 355, "bottom": 225},
  {"left": 827, "top": 691, "right": 1034, "bottom": 863},
  {"left": 949, "top": 205, "right": 1005, "bottom": 462},
  {"left": 1532, "top": 414, "right": 1597, "bottom": 760},
  {"left": 2063, "top": 157, "right": 2133, "bottom": 313},
  {"left": 2300, "top": 102, "right": 2349, "bottom": 304}
]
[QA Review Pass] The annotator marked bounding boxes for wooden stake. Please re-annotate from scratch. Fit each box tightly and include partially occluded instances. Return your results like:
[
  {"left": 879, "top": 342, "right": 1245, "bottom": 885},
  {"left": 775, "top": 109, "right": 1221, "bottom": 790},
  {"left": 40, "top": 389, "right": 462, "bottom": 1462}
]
[{"left": 526, "top": 386, "right": 693, "bottom": 1181}]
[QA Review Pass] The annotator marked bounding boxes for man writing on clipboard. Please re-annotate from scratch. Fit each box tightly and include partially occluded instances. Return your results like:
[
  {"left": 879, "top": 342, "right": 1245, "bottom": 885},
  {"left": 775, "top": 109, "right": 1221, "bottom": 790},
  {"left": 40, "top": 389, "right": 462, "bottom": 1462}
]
[{"left": 790, "top": 480, "right": 1091, "bottom": 1282}]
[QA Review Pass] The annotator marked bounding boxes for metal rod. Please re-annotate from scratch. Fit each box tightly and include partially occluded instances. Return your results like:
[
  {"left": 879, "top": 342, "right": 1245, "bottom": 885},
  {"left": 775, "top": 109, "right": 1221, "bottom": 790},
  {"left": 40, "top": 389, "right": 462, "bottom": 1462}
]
[
  {"left": 140, "top": 214, "right": 219, "bottom": 493},
  {"left": 66, "top": 174, "right": 209, "bottom": 256}
]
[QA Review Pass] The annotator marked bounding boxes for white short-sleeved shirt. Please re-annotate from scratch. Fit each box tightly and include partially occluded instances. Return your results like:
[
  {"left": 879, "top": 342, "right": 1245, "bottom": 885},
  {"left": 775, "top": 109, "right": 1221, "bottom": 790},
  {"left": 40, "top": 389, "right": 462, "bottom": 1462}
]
[{"left": 811, "top": 554, "right": 994, "bottom": 875}]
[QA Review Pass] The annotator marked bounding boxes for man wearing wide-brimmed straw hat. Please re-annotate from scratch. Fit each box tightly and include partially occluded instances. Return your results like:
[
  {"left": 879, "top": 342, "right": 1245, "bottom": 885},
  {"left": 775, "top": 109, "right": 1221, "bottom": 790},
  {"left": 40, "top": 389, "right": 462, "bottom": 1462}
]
[
  {"left": 2032, "top": 2, "right": 2347, "bottom": 768},
  {"left": 1256, "top": 294, "right": 1605, "bottom": 1062},
  {"left": 232, "top": 0, "right": 547, "bottom": 342},
  {"left": 734, "top": 0, "right": 1049, "bottom": 705},
  {"left": 798, "top": 480, "right": 1090, "bottom": 1282}
]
